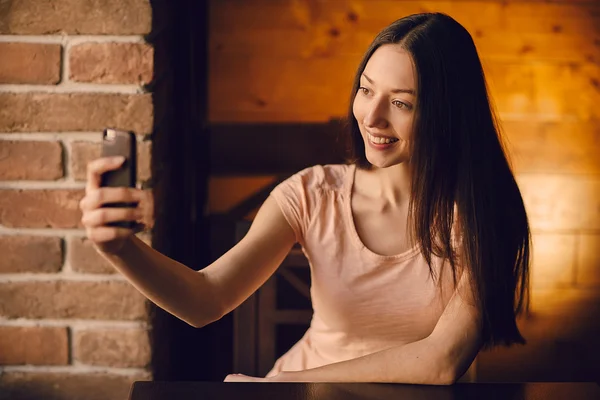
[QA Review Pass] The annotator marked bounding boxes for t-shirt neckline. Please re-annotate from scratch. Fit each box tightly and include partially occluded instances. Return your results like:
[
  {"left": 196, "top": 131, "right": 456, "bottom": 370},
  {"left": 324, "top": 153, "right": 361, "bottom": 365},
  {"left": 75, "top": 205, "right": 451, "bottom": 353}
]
[{"left": 344, "top": 163, "right": 421, "bottom": 262}]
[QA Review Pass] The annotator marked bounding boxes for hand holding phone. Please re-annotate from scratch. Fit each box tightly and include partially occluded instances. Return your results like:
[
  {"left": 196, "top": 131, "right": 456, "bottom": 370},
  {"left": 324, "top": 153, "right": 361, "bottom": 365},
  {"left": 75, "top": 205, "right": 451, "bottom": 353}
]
[{"left": 79, "top": 128, "right": 148, "bottom": 254}]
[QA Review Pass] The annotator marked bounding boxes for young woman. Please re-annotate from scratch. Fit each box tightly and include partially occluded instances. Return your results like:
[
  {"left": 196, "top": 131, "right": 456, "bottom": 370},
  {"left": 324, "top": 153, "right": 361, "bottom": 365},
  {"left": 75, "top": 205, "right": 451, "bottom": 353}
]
[{"left": 80, "top": 13, "right": 530, "bottom": 385}]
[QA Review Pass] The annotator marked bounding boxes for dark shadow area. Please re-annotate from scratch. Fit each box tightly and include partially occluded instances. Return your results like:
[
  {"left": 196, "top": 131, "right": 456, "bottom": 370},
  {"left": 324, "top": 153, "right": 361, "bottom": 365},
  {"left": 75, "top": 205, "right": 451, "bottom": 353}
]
[{"left": 147, "top": 0, "right": 225, "bottom": 381}]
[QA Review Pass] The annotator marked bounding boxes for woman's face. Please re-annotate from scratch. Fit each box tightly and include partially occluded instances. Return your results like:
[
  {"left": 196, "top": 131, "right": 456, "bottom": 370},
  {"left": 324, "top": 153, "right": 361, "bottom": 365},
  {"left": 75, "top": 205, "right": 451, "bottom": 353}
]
[{"left": 352, "top": 44, "right": 417, "bottom": 169}]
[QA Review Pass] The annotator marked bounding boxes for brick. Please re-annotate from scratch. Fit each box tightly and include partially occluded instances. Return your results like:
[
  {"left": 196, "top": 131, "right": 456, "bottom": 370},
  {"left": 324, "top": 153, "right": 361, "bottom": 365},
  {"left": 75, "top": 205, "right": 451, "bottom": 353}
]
[
  {"left": 70, "top": 140, "right": 152, "bottom": 182},
  {"left": 74, "top": 328, "right": 150, "bottom": 368},
  {"left": 0, "top": 141, "right": 64, "bottom": 180},
  {"left": 0, "top": 235, "right": 63, "bottom": 273},
  {"left": 0, "top": 43, "right": 61, "bottom": 84},
  {"left": 0, "top": 372, "right": 150, "bottom": 400},
  {"left": 0, "top": 326, "right": 68, "bottom": 365},
  {"left": 69, "top": 43, "right": 153, "bottom": 85},
  {"left": 530, "top": 233, "right": 575, "bottom": 290},
  {"left": 68, "top": 236, "right": 115, "bottom": 274},
  {"left": 0, "top": 281, "right": 147, "bottom": 320},
  {"left": 0, "top": 93, "right": 153, "bottom": 134},
  {"left": 0, "top": 189, "right": 84, "bottom": 229},
  {"left": 0, "top": 0, "right": 151, "bottom": 35},
  {"left": 577, "top": 234, "right": 600, "bottom": 287}
]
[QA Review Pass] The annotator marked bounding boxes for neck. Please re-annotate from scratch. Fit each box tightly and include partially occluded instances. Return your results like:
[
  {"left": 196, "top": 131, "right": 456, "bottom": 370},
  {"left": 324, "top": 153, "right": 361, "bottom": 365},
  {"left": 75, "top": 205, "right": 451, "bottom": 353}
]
[{"left": 357, "top": 162, "right": 412, "bottom": 207}]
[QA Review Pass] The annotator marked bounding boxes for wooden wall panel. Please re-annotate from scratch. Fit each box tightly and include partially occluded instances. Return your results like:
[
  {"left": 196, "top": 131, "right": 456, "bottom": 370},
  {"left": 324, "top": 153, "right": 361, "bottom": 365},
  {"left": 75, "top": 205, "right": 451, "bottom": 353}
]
[
  {"left": 530, "top": 233, "right": 576, "bottom": 290},
  {"left": 209, "top": 55, "right": 358, "bottom": 122},
  {"left": 577, "top": 234, "right": 600, "bottom": 287},
  {"left": 211, "top": 1, "right": 599, "bottom": 60},
  {"left": 210, "top": 0, "right": 600, "bottom": 123},
  {"left": 533, "top": 63, "right": 600, "bottom": 121},
  {"left": 478, "top": 296, "right": 600, "bottom": 382},
  {"left": 503, "top": 121, "right": 600, "bottom": 175},
  {"left": 208, "top": 176, "right": 276, "bottom": 213},
  {"left": 210, "top": 58, "right": 600, "bottom": 123},
  {"left": 529, "top": 288, "right": 600, "bottom": 321},
  {"left": 518, "top": 175, "right": 600, "bottom": 231}
]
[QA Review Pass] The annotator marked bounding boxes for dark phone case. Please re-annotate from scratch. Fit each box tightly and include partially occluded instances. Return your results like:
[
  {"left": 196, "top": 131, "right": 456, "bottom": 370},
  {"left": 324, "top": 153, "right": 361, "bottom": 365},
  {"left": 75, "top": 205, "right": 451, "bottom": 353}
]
[{"left": 100, "top": 129, "right": 137, "bottom": 228}]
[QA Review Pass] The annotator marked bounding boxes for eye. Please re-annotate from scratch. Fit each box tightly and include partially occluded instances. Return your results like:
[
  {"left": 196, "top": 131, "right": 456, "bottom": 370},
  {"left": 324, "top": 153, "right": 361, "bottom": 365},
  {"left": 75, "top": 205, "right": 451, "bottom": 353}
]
[
  {"left": 358, "top": 86, "right": 370, "bottom": 95},
  {"left": 392, "top": 100, "right": 412, "bottom": 110}
]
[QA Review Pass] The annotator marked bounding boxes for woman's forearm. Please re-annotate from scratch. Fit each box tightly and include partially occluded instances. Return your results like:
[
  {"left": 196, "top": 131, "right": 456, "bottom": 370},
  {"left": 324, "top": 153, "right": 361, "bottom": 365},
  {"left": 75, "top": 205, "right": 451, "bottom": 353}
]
[
  {"left": 98, "top": 235, "right": 222, "bottom": 327},
  {"left": 273, "top": 337, "right": 457, "bottom": 385}
]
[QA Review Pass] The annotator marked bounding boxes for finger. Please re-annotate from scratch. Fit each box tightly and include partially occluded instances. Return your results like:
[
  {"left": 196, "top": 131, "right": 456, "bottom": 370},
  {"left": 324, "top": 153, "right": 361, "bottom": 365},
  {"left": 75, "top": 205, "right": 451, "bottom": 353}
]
[
  {"left": 224, "top": 376, "right": 245, "bottom": 382},
  {"left": 87, "top": 226, "right": 133, "bottom": 243},
  {"left": 81, "top": 207, "right": 142, "bottom": 228},
  {"left": 80, "top": 187, "right": 144, "bottom": 211},
  {"left": 86, "top": 156, "right": 125, "bottom": 193}
]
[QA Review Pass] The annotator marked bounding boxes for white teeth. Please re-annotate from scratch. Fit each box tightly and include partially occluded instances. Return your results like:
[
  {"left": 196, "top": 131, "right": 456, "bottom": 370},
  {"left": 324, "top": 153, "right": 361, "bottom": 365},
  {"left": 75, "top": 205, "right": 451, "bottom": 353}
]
[{"left": 368, "top": 133, "right": 398, "bottom": 145}]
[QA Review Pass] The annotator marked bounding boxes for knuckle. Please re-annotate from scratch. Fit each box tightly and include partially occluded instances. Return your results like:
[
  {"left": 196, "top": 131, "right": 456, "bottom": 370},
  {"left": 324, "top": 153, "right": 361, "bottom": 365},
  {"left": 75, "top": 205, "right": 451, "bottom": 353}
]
[
  {"left": 86, "top": 159, "right": 97, "bottom": 173},
  {"left": 97, "top": 209, "right": 108, "bottom": 224},
  {"left": 94, "top": 189, "right": 104, "bottom": 205},
  {"left": 129, "top": 208, "right": 140, "bottom": 220},
  {"left": 107, "top": 229, "right": 120, "bottom": 241},
  {"left": 81, "top": 213, "right": 91, "bottom": 227},
  {"left": 87, "top": 228, "right": 100, "bottom": 242}
]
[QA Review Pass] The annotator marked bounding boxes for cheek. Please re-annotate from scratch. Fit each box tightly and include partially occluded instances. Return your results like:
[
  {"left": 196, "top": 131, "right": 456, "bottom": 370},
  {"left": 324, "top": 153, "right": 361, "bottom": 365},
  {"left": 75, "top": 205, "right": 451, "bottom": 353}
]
[{"left": 392, "top": 115, "right": 414, "bottom": 140}]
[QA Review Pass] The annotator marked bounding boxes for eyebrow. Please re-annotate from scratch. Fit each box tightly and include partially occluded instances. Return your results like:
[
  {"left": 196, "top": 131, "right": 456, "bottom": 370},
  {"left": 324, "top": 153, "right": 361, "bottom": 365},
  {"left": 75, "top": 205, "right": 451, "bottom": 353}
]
[{"left": 362, "top": 73, "right": 415, "bottom": 95}]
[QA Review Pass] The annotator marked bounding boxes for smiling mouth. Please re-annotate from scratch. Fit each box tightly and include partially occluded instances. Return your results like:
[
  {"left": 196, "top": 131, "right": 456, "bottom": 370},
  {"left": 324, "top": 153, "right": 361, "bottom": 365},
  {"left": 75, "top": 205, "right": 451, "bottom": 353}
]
[{"left": 367, "top": 132, "right": 399, "bottom": 145}]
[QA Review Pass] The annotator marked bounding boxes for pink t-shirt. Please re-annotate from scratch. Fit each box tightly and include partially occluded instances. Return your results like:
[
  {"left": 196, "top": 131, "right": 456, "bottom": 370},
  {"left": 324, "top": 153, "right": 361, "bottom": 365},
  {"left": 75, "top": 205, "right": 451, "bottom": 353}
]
[{"left": 267, "top": 164, "right": 457, "bottom": 377}]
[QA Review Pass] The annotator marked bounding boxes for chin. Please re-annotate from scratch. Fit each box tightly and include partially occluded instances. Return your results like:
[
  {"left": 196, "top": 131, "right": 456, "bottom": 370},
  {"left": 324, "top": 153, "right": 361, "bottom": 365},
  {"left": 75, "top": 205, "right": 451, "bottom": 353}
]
[{"left": 365, "top": 152, "right": 408, "bottom": 169}]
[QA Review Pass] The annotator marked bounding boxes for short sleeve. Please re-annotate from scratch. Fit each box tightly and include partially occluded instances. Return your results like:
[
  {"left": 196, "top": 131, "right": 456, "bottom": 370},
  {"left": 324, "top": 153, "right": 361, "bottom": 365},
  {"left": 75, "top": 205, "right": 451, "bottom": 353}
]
[{"left": 270, "top": 165, "right": 325, "bottom": 245}]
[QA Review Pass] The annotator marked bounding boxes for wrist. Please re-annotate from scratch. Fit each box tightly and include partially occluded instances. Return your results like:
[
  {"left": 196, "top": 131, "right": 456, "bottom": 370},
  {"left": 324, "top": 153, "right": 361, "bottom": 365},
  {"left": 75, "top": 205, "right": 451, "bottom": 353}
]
[
  {"left": 270, "top": 371, "right": 297, "bottom": 382},
  {"left": 95, "top": 235, "right": 136, "bottom": 258}
]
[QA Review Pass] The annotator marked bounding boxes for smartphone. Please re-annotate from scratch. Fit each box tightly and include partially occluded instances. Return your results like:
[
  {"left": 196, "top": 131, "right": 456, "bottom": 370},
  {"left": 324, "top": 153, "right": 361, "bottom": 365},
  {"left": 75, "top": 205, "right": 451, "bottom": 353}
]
[{"left": 100, "top": 128, "right": 137, "bottom": 228}]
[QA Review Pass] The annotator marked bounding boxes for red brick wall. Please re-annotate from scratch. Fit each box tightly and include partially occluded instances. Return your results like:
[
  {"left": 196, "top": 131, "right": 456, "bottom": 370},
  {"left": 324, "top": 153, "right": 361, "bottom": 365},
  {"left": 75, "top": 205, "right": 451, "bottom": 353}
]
[{"left": 0, "top": 1, "right": 154, "bottom": 398}]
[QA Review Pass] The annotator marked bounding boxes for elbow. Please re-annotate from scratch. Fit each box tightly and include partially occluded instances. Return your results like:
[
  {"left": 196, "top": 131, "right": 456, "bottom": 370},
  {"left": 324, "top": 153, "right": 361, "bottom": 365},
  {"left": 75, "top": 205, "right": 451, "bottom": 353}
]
[
  {"left": 419, "top": 365, "right": 456, "bottom": 385},
  {"left": 186, "top": 274, "right": 227, "bottom": 328},
  {"left": 187, "top": 318, "right": 208, "bottom": 329},
  {"left": 187, "top": 314, "right": 220, "bottom": 329},
  {"left": 428, "top": 355, "right": 460, "bottom": 385},
  {"left": 434, "top": 367, "right": 459, "bottom": 386},
  {"left": 188, "top": 306, "right": 225, "bottom": 328}
]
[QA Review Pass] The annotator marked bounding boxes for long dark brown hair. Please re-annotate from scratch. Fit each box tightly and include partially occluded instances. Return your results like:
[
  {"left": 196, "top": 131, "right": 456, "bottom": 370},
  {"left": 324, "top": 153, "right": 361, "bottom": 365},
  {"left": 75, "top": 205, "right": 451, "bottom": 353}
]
[{"left": 346, "top": 13, "right": 530, "bottom": 348}]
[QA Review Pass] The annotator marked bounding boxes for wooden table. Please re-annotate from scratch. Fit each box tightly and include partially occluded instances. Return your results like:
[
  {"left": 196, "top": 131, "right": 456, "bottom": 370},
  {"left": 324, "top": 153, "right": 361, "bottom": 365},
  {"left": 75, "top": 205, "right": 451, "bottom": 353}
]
[{"left": 130, "top": 381, "right": 600, "bottom": 400}]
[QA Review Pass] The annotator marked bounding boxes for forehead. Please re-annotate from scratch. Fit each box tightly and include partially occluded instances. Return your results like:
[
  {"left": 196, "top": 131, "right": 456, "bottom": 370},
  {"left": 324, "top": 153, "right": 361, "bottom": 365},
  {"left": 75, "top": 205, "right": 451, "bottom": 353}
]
[{"left": 362, "top": 44, "right": 416, "bottom": 89}]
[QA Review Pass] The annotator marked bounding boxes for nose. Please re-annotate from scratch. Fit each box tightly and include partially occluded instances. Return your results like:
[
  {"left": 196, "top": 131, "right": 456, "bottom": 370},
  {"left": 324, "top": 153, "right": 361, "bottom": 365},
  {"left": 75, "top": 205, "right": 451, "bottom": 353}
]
[{"left": 363, "top": 98, "right": 388, "bottom": 129}]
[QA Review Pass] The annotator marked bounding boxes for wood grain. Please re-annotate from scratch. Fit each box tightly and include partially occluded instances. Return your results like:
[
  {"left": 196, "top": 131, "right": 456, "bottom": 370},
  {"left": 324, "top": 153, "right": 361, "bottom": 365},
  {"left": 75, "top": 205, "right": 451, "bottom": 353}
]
[
  {"left": 502, "top": 121, "right": 600, "bottom": 175},
  {"left": 209, "top": 0, "right": 599, "bottom": 121},
  {"left": 210, "top": 57, "right": 599, "bottom": 122},
  {"left": 210, "top": 0, "right": 600, "bottom": 62},
  {"left": 530, "top": 233, "right": 576, "bottom": 290},
  {"left": 577, "top": 234, "right": 600, "bottom": 287},
  {"left": 517, "top": 174, "right": 600, "bottom": 231}
]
